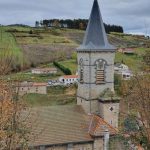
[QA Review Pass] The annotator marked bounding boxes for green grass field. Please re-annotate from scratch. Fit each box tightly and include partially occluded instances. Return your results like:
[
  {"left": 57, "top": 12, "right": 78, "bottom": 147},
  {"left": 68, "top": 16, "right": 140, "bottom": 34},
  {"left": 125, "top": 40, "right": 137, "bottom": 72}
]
[
  {"left": 115, "top": 48, "right": 149, "bottom": 71},
  {"left": 23, "top": 86, "right": 76, "bottom": 106},
  {"left": 0, "top": 26, "right": 23, "bottom": 65}
]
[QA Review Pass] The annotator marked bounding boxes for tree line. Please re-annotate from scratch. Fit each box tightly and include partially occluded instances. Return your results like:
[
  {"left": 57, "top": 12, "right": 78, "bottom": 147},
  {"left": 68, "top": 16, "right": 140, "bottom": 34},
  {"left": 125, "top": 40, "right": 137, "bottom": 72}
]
[{"left": 36, "top": 19, "right": 124, "bottom": 33}]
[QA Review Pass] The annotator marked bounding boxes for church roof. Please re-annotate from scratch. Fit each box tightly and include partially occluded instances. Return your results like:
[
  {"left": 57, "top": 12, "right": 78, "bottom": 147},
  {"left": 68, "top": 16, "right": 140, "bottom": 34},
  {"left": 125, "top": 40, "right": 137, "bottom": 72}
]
[
  {"left": 24, "top": 105, "right": 117, "bottom": 147},
  {"left": 78, "top": 0, "right": 115, "bottom": 51},
  {"left": 27, "top": 105, "right": 93, "bottom": 147}
]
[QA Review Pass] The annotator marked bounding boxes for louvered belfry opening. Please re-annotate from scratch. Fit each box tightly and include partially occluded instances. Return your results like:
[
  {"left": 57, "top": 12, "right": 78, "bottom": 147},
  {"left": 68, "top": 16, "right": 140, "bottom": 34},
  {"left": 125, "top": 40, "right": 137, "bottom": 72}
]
[
  {"left": 96, "top": 69, "right": 105, "bottom": 84},
  {"left": 96, "top": 59, "right": 106, "bottom": 84}
]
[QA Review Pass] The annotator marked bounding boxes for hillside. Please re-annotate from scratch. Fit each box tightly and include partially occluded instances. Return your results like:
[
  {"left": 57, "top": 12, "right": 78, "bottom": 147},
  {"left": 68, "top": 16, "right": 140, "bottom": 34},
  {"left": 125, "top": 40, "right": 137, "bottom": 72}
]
[{"left": 0, "top": 26, "right": 150, "bottom": 72}]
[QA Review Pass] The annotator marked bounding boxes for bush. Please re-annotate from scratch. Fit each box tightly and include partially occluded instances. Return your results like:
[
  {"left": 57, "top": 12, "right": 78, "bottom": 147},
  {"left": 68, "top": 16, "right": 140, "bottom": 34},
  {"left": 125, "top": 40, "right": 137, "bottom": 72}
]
[
  {"left": 53, "top": 61, "right": 72, "bottom": 75},
  {"left": 29, "top": 30, "right": 33, "bottom": 34}
]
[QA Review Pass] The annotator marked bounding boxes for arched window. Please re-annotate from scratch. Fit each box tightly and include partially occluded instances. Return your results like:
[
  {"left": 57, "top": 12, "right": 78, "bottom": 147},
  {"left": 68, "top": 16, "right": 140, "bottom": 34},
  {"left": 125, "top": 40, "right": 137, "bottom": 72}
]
[
  {"left": 95, "top": 59, "right": 106, "bottom": 84},
  {"left": 79, "top": 59, "right": 84, "bottom": 83}
]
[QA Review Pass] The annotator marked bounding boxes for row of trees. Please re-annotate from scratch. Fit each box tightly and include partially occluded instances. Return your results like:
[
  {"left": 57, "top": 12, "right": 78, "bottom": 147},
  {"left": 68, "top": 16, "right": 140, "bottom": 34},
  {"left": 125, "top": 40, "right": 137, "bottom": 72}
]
[{"left": 35, "top": 19, "right": 124, "bottom": 33}]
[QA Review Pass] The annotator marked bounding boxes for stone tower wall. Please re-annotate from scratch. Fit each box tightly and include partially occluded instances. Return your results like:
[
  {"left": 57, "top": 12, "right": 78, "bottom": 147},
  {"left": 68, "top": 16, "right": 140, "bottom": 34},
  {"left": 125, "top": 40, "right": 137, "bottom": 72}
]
[{"left": 77, "top": 51, "right": 115, "bottom": 114}]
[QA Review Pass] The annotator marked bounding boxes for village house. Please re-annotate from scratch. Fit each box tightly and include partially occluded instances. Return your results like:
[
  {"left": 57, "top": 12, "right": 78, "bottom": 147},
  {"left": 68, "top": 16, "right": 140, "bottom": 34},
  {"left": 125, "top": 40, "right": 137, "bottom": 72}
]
[
  {"left": 121, "top": 70, "right": 133, "bottom": 80},
  {"left": 114, "top": 63, "right": 133, "bottom": 80},
  {"left": 27, "top": 0, "right": 120, "bottom": 149},
  {"left": 59, "top": 75, "right": 78, "bottom": 85},
  {"left": 16, "top": 82, "right": 47, "bottom": 95},
  {"left": 114, "top": 63, "right": 129, "bottom": 72},
  {"left": 31, "top": 68, "right": 57, "bottom": 75},
  {"left": 118, "top": 48, "right": 135, "bottom": 55}
]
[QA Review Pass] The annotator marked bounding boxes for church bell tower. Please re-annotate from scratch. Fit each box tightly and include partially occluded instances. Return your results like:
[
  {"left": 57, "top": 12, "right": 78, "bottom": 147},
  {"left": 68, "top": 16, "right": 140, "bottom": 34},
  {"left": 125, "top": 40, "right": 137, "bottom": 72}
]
[{"left": 77, "top": 0, "right": 117, "bottom": 115}]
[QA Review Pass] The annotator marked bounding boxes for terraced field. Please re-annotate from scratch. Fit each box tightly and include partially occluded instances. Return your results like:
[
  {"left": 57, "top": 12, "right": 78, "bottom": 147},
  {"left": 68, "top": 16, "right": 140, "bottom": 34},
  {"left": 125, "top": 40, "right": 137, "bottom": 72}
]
[{"left": 1, "top": 26, "right": 150, "bottom": 73}]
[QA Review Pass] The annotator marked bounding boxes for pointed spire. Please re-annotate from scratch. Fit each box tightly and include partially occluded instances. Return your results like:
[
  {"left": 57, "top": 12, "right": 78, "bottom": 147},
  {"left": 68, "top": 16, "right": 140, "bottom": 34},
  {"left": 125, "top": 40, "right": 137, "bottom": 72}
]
[{"left": 78, "top": 0, "right": 115, "bottom": 51}]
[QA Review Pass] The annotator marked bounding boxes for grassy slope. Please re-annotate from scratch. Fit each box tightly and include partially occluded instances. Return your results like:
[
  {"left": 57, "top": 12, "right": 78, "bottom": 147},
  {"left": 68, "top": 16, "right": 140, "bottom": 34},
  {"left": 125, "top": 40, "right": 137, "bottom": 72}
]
[
  {"left": 0, "top": 26, "right": 23, "bottom": 65},
  {"left": 15, "top": 28, "right": 78, "bottom": 46},
  {"left": 2, "top": 26, "right": 150, "bottom": 70},
  {"left": 59, "top": 59, "right": 77, "bottom": 74},
  {"left": 24, "top": 86, "right": 76, "bottom": 106},
  {"left": 2, "top": 26, "right": 149, "bottom": 83}
]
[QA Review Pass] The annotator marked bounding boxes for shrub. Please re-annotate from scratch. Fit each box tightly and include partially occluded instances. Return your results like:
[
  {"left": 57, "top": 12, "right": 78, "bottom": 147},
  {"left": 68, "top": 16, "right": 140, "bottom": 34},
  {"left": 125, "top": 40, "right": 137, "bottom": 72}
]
[
  {"left": 29, "top": 30, "right": 33, "bottom": 34},
  {"left": 53, "top": 61, "right": 72, "bottom": 75}
]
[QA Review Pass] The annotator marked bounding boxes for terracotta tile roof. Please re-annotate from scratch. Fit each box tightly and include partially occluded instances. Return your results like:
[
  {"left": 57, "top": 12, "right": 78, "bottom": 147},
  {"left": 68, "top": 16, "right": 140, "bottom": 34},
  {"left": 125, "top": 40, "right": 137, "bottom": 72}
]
[
  {"left": 32, "top": 68, "right": 57, "bottom": 72},
  {"left": 33, "top": 83, "right": 47, "bottom": 86},
  {"left": 87, "top": 114, "right": 117, "bottom": 136},
  {"left": 27, "top": 105, "right": 93, "bottom": 147},
  {"left": 63, "top": 75, "right": 78, "bottom": 79}
]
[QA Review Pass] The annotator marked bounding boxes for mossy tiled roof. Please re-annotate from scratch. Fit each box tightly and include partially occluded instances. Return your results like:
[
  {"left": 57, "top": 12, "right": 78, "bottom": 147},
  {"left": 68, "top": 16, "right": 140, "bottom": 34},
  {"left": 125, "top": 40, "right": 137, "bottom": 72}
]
[
  {"left": 28, "top": 105, "right": 93, "bottom": 147},
  {"left": 26, "top": 105, "right": 117, "bottom": 147}
]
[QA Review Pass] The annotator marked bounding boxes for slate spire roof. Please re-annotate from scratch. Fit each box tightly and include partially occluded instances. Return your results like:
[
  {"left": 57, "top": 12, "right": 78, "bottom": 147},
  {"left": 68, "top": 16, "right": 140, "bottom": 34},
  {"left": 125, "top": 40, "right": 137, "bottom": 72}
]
[{"left": 78, "top": 0, "right": 115, "bottom": 51}]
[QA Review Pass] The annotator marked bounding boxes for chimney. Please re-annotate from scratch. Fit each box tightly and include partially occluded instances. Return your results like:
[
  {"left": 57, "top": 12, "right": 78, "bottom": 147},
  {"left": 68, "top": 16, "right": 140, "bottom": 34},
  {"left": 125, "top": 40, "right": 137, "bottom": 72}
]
[{"left": 104, "top": 129, "right": 110, "bottom": 150}]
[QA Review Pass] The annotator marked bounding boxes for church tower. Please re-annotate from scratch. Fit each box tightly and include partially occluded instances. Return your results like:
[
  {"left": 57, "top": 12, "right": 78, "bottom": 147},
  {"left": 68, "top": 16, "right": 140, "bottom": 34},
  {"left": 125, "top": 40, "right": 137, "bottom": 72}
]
[{"left": 77, "top": 0, "right": 117, "bottom": 116}]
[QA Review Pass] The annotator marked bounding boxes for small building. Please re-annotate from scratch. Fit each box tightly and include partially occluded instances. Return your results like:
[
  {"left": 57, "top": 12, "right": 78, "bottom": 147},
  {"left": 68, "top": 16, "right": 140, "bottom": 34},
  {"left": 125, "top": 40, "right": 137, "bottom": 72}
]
[
  {"left": 114, "top": 63, "right": 129, "bottom": 72},
  {"left": 16, "top": 82, "right": 47, "bottom": 95},
  {"left": 121, "top": 70, "right": 133, "bottom": 80},
  {"left": 59, "top": 75, "right": 78, "bottom": 85},
  {"left": 61, "top": 23, "right": 68, "bottom": 28},
  {"left": 31, "top": 68, "right": 57, "bottom": 75},
  {"left": 118, "top": 48, "right": 135, "bottom": 55}
]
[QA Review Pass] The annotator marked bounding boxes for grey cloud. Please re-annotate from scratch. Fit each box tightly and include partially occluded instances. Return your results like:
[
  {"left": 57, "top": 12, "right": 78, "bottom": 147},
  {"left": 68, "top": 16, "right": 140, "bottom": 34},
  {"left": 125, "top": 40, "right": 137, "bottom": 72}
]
[{"left": 0, "top": 0, "right": 149, "bottom": 35}]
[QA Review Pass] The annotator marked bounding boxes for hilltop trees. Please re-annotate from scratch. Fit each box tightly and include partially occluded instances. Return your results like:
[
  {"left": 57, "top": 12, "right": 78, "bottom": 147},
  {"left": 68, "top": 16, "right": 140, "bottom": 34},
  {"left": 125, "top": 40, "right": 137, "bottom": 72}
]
[{"left": 40, "top": 19, "right": 124, "bottom": 33}]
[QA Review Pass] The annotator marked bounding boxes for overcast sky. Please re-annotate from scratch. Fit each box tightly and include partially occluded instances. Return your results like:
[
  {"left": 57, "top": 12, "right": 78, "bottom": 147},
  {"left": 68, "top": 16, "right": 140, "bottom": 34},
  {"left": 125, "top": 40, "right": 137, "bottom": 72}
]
[{"left": 0, "top": 0, "right": 150, "bottom": 35}]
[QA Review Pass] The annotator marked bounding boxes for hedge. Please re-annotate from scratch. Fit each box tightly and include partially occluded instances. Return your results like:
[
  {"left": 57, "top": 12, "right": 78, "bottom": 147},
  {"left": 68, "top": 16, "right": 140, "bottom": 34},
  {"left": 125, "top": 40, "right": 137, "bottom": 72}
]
[{"left": 53, "top": 61, "right": 72, "bottom": 75}]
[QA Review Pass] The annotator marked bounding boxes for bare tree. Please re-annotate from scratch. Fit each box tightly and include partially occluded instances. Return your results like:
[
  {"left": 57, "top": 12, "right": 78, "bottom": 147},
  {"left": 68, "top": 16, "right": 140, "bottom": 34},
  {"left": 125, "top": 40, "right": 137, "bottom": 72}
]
[
  {"left": 0, "top": 48, "right": 31, "bottom": 149},
  {"left": 122, "top": 75, "right": 150, "bottom": 148},
  {"left": 0, "top": 47, "right": 13, "bottom": 75},
  {"left": 0, "top": 80, "right": 32, "bottom": 150}
]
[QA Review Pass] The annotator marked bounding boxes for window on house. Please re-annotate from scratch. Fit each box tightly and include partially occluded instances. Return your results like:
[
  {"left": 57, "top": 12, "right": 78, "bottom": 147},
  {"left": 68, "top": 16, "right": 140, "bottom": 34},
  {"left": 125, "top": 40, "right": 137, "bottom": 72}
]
[
  {"left": 123, "top": 75, "right": 126, "bottom": 78},
  {"left": 36, "top": 87, "right": 38, "bottom": 92},
  {"left": 67, "top": 144, "right": 73, "bottom": 150},
  {"left": 95, "top": 59, "right": 106, "bottom": 84},
  {"left": 110, "top": 120, "right": 113, "bottom": 125},
  {"left": 40, "top": 146, "right": 45, "bottom": 150},
  {"left": 79, "top": 59, "right": 84, "bottom": 83}
]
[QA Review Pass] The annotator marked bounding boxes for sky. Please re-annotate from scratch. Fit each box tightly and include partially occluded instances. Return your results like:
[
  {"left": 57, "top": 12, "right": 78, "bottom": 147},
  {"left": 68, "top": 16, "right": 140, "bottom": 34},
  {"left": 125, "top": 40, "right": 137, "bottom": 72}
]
[{"left": 0, "top": 0, "right": 150, "bottom": 35}]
